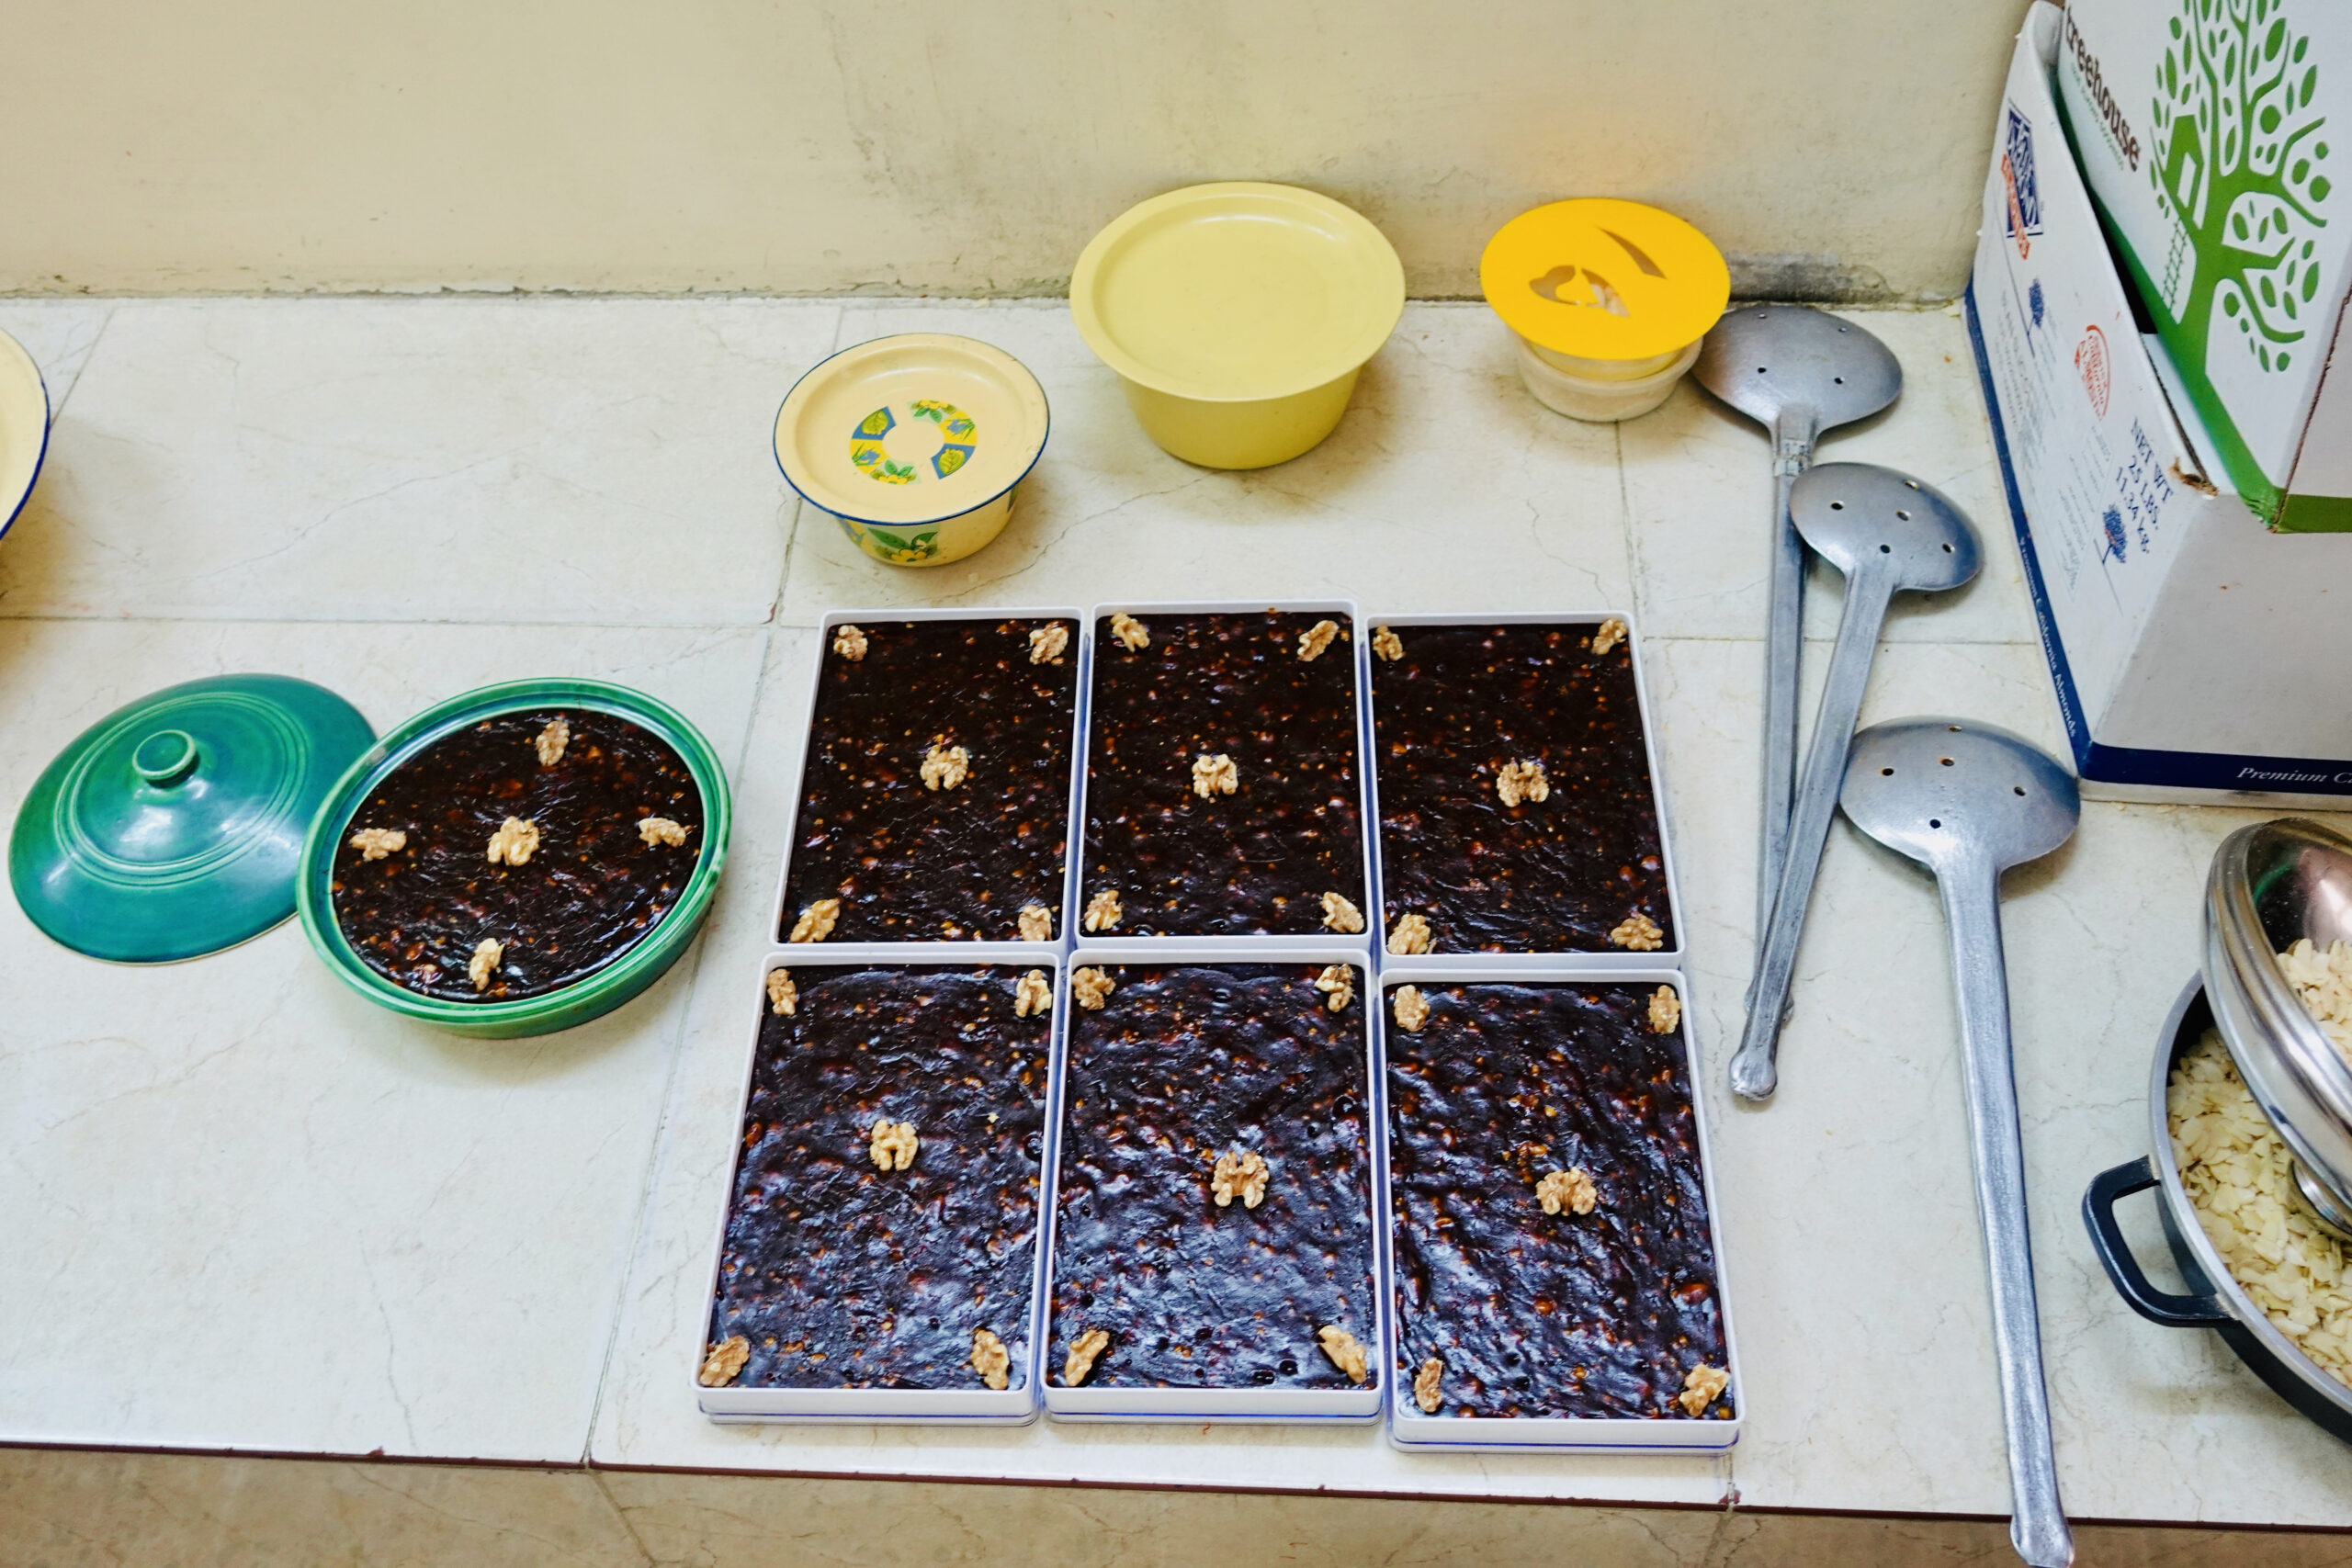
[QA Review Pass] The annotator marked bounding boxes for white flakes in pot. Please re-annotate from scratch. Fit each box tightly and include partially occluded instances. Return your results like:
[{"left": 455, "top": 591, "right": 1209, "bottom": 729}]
[{"left": 2169, "top": 1029, "right": 2352, "bottom": 1390}]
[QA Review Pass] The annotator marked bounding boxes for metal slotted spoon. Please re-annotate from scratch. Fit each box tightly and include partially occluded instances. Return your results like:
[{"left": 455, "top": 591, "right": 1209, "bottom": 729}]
[
  {"left": 1694, "top": 308, "right": 1902, "bottom": 935},
  {"left": 1840, "top": 717, "right": 2080, "bottom": 1568},
  {"left": 1729, "top": 463, "right": 1982, "bottom": 1101}
]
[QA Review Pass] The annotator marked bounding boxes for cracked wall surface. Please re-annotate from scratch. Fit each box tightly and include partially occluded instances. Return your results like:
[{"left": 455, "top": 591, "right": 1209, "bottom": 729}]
[{"left": 0, "top": 0, "right": 2028, "bottom": 301}]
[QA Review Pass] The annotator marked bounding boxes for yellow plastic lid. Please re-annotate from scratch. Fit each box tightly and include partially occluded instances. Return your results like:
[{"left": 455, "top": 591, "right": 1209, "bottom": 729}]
[
  {"left": 1071, "top": 182, "right": 1406, "bottom": 403},
  {"left": 1481, "top": 198, "right": 1730, "bottom": 363}
]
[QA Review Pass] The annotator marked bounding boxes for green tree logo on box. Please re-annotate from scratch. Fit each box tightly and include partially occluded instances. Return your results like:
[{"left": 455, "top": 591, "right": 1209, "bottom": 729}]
[{"left": 2150, "top": 0, "right": 2332, "bottom": 377}]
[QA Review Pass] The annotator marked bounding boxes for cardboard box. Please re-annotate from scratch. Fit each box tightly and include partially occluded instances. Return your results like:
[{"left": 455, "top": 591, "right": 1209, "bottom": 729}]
[
  {"left": 2054, "top": 0, "right": 2352, "bottom": 532},
  {"left": 1968, "top": 3, "right": 2352, "bottom": 807}
]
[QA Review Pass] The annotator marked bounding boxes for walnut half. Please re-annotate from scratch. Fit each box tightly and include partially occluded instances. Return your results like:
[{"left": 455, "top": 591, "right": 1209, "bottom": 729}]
[
  {"left": 534, "top": 716, "right": 571, "bottom": 768},
  {"left": 1082, "top": 889, "right": 1122, "bottom": 931},
  {"left": 1317, "top": 1325, "right": 1369, "bottom": 1384},
  {"left": 1610, "top": 911, "right": 1665, "bottom": 952},
  {"left": 697, "top": 1335, "right": 751, "bottom": 1388},
  {"left": 766, "top": 969, "right": 797, "bottom": 1016},
  {"left": 349, "top": 827, "right": 406, "bottom": 861},
  {"left": 1496, "top": 759, "right": 1550, "bottom": 807},
  {"left": 638, "top": 816, "right": 690, "bottom": 848},
  {"left": 1536, "top": 1167, "right": 1599, "bottom": 1216},
  {"left": 1679, "top": 1362, "right": 1730, "bottom": 1416},
  {"left": 468, "top": 937, "right": 504, "bottom": 992},
  {"left": 1012, "top": 968, "right": 1052, "bottom": 1018},
  {"left": 1296, "top": 619, "right": 1340, "bottom": 661},
  {"left": 1109, "top": 613, "right": 1148, "bottom": 652},
  {"left": 833, "top": 624, "right": 868, "bottom": 660},
  {"left": 970, "top": 1327, "right": 1011, "bottom": 1391},
  {"left": 1387, "top": 912, "right": 1433, "bottom": 955},
  {"left": 485, "top": 816, "right": 540, "bottom": 866},
  {"left": 868, "top": 1120, "right": 919, "bottom": 1172},
  {"left": 1018, "top": 903, "right": 1054, "bottom": 942},
  {"left": 1413, "top": 1357, "right": 1444, "bottom": 1413},
  {"left": 1314, "top": 964, "right": 1354, "bottom": 1012},
  {"left": 1070, "top": 966, "right": 1115, "bottom": 1010},
  {"left": 1028, "top": 622, "right": 1069, "bottom": 664},
  {"left": 1372, "top": 625, "right": 1405, "bottom": 662},
  {"left": 1589, "top": 616, "right": 1628, "bottom": 657},
  {"left": 922, "top": 744, "right": 971, "bottom": 791},
  {"left": 1320, "top": 890, "right": 1365, "bottom": 934},
  {"left": 789, "top": 898, "right": 842, "bottom": 943},
  {"left": 1062, "top": 1327, "right": 1110, "bottom": 1386},
  {"left": 1191, "top": 752, "right": 1238, "bottom": 799},
  {"left": 1391, "top": 985, "right": 1430, "bottom": 1032},
  {"left": 1211, "top": 1149, "right": 1270, "bottom": 1209},
  {"left": 1648, "top": 985, "right": 1681, "bottom": 1034}
]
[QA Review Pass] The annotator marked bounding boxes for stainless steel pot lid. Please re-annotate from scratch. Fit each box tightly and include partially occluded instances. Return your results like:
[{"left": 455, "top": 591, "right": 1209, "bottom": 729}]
[{"left": 2204, "top": 818, "right": 2352, "bottom": 1239}]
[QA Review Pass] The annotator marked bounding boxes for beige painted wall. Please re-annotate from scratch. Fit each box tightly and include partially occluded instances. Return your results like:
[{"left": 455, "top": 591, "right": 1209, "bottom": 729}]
[{"left": 2, "top": 1, "right": 2028, "bottom": 300}]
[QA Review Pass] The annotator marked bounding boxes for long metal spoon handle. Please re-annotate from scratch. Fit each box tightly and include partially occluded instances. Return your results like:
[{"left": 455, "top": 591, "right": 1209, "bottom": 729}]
[
  {"left": 1939, "top": 863, "right": 2075, "bottom": 1568},
  {"left": 1758, "top": 410, "right": 1820, "bottom": 936},
  {"left": 1729, "top": 564, "right": 1897, "bottom": 1101}
]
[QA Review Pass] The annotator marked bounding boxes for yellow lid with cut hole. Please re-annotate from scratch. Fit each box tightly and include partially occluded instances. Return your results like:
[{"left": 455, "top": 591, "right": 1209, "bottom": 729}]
[{"left": 1481, "top": 198, "right": 1729, "bottom": 363}]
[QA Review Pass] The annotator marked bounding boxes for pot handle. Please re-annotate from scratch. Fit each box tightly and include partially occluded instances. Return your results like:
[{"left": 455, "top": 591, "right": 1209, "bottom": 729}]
[{"left": 2082, "top": 1157, "right": 2234, "bottom": 1328}]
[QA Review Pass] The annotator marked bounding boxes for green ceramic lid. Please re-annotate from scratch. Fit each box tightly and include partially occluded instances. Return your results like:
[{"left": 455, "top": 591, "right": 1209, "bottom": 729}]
[{"left": 9, "top": 674, "right": 375, "bottom": 963}]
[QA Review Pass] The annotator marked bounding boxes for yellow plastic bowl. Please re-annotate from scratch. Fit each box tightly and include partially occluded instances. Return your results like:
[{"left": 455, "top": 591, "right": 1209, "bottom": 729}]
[
  {"left": 774, "top": 333, "right": 1049, "bottom": 569},
  {"left": 1070, "top": 183, "right": 1405, "bottom": 470}
]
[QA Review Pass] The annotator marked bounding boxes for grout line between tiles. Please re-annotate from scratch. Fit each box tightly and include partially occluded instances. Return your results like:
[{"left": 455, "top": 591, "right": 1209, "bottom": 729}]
[{"left": 577, "top": 620, "right": 786, "bottom": 1467}]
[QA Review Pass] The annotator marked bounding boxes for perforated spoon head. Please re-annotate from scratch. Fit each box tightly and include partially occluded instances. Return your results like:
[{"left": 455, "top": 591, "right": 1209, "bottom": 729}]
[
  {"left": 1791, "top": 462, "right": 1982, "bottom": 592},
  {"left": 1840, "top": 717, "right": 2080, "bottom": 874},
  {"left": 1693, "top": 305, "right": 1903, "bottom": 433}
]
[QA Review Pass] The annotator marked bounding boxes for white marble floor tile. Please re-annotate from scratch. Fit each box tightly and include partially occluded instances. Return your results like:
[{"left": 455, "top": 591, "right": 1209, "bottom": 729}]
[
  {"left": 0, "top": 616, "right": 766, "bottom": 1463},
  {"left": 0, "top": 299, "right": 114, "bottom": 422},
  {"left": 778, "top": 301, "right": 1632, "bottom": 624},
  {"left": 1623, "top": 309, "right": 2038, "bottom": 648},
  {"left": 1645, "top": 636, "right": 2352, "bottom": 1526},
  {"left": 589, "top": 626, "right": 1723, "bottom": 1506},
  {"left": 0, "top": 298, "right": 840, "bottom": 625}
]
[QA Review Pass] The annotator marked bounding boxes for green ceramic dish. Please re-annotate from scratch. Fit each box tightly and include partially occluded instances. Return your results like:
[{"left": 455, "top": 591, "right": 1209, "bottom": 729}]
[{"left": 295, "top": 678, "right": 731, "bottom": 1039}]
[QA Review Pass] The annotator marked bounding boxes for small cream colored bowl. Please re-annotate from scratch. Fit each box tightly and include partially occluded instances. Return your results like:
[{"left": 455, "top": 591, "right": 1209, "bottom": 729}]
[
  {"left": 0, "top": 328, "right": 51, "bottom": 543},
  {"left": 774, "top": 334, "right": 1049, "bottom": 568}
]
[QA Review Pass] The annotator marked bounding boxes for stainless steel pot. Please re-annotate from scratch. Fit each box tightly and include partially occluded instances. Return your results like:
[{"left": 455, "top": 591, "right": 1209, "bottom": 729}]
[
  {"left": 2084, "top": 977, "right": 2352, "bottom": 1443},
  {"left": 2205, "top": 818, "right": 2352, "bottom": 1238}
]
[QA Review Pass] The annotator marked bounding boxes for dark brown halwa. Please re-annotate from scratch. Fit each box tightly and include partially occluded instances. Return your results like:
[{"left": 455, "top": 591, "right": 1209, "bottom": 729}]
[
  {"left": 782, "top": 618, "right": 1079, "bottom": 942},
  {"left": 331, "top": 708, "right": 703, "bottom": 1002},
  {"left": 1387, "top": 981, "right": 1729, "bottom": 1419},
  {"left": 1373, "top": 622, "right": 1674, "bottom": 953},
  {"left": 1050, "top": 963, "right": 1378, "bottom": 1390},
  {"left": 1082, "top": 611, "right": 1365, "bottom": 937},
  {"left": 712, "top": 965, "right": 1051, "bottom": 1389}
]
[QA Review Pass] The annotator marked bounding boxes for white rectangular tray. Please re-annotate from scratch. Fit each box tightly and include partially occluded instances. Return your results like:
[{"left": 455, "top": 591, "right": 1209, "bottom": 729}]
[
  {"left": 1042, "top": 942, "right": 1386, "bottom": 1421},
  {"left": 1375, "top": 964, "right": 1741, "bottom": 1452},
  {"left": 695, "top": 943, "right": 1065, "bottom": 1424},
  {"left": 773, "top": 607, "right": 1089, "bottom": 952},
  {"left": 1074, "top": 600, "right": 1375, "bottom": 954},
  {"left": 1362, "top": 611, "right": 1685, "bottom": 973}
]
